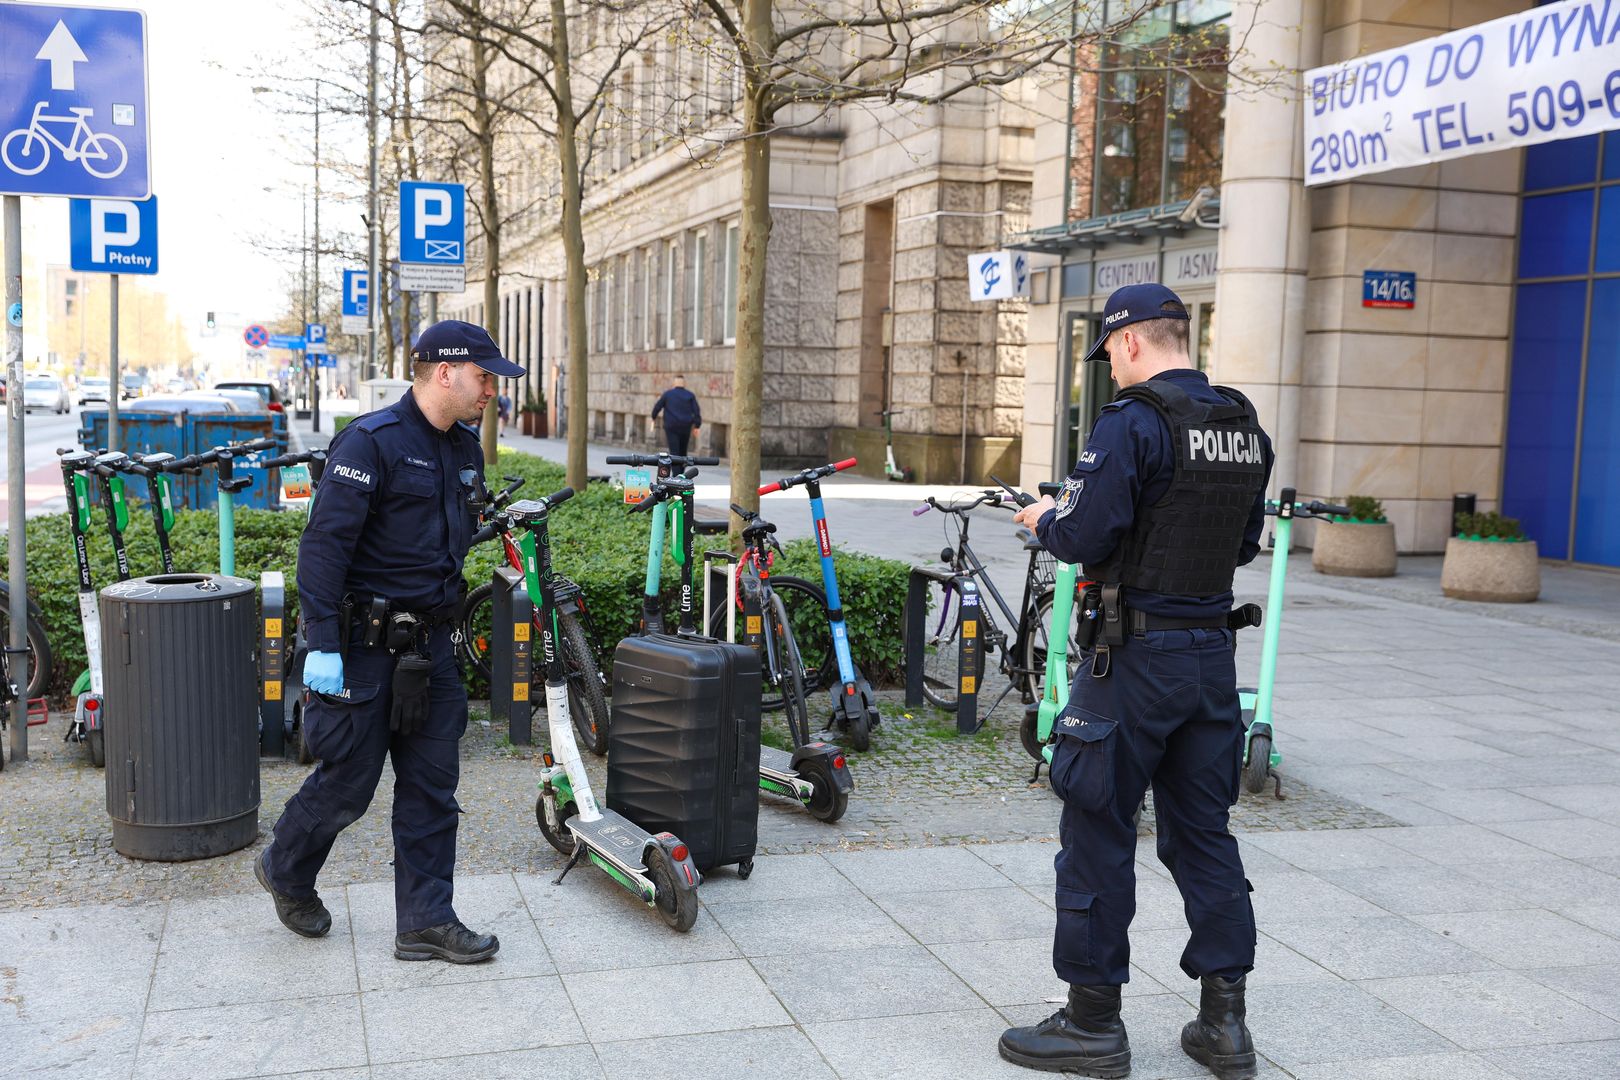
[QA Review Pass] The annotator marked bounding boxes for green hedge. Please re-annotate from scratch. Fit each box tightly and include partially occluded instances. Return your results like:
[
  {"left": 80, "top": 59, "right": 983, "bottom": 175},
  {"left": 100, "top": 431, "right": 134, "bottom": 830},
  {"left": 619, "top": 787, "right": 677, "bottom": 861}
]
[{"left": 7, "top": 450, "right": 911, "bottom": 702}]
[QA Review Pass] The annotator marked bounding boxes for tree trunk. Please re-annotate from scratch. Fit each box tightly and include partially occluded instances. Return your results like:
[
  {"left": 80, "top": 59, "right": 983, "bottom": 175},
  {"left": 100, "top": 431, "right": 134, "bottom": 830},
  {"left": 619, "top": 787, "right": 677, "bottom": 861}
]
[
  {"left": 472, "top": 30, "right": 501, "bottom": 466},
  {"left": 730, "top": 0, "right": 774, "bottom": 531},
  {"left": 553, "top": 0, "right": 589, "bottom": 492}
]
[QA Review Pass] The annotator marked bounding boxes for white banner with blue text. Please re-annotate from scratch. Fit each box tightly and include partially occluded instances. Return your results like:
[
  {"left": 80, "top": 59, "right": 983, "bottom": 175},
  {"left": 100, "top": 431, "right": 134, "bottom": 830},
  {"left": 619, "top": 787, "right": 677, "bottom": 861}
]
[{"left": 1303, "top": 0, "right": 1620, "bottom": 185}]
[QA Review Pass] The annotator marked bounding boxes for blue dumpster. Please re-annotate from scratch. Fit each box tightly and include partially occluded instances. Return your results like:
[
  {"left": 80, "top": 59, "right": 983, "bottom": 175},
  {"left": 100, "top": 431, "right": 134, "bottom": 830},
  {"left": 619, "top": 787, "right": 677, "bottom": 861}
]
[{"left": 78, "top": 403, "right": 286, "bottom": 510}]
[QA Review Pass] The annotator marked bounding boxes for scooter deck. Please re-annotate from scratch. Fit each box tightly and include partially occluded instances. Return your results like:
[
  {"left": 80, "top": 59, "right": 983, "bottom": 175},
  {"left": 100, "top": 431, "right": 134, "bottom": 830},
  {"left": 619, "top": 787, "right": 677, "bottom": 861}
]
[
  {"left": 759, "top": 745, "right": 797, "bottom": 776},
  {"left": 568, "top": 811, "right": 652, "bottom": 874}
]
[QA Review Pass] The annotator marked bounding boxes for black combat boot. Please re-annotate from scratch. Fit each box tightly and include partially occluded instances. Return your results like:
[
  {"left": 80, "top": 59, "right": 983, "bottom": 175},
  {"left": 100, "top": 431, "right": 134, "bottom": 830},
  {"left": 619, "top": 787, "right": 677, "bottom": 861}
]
[
  {"left": 394, "top": 919, "right": 500, "bottom": 963},
  {"left": 255, "top": 848, "right": 332, "bottom": 939},
  {"left": 998, "top": 984, "right": 1131, "bottom": 1077},
  {"left": 1180, "top": 975, "right": 1256, "bottom": 1080}
]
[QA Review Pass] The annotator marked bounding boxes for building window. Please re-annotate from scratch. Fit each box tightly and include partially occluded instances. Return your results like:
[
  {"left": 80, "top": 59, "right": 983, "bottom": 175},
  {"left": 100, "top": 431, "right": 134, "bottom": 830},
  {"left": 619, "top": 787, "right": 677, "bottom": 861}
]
[
  {"left": 621, "top": 254, "right": 633, "bottom": 352},
  {"left": 689, "top": 229, "right": 707, "bottom": 347},
  {"left": 643, "top": 247, "right": 655, "bottom": 350},
  {"left": 665, "top": 238, "right": 679, "bottom": 348},
  {"left": 1070, "top": 1, "right": 1232, "bottom": 220},
  {"left": 722, "top": 221, "right": 739, "bottom": 344}
]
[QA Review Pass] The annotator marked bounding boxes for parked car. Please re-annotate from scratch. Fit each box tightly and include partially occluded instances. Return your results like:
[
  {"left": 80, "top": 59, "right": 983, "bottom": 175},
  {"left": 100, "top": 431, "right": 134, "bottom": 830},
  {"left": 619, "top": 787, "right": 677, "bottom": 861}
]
[
  {"left": 166, "top": 377, "right": 187, "bottom": 394},
  {"left": 183, "top": 387, "right": 265, "bottom": 413},
  {"left": 78, "top": 376, "right": 112, "bottom": 406},
  {"left": 22, "top": 375, "right": 70, "bottom": 414},
  {"left": 213, "top": 380, "right": 286, "bottom": 413},
  {"left": 120, "top": 373, "right": 148, "bottom": 399}
]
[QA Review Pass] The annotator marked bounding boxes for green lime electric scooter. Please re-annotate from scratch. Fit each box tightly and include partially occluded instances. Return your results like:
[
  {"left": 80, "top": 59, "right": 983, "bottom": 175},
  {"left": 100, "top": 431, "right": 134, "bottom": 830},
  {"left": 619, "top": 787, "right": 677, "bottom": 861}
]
[
  {"left": 481, "top": 490, "right": 703, "bottom": 932},
  {"left": 1238, "top": 487, "right": 1347, "bottom": 796}
]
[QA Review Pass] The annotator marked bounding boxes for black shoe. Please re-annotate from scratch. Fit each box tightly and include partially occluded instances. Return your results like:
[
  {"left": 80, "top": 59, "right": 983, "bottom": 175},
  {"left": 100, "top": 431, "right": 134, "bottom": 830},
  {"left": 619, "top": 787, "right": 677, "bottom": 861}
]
[
  {"left": 394, "top": 920, "right": 500, "bottom": 964},
  {"left": 1181, "top": 975, "right": 1257, "bottom": 1080},
  {"left": 254, "top": 848, "right": 332, "bottom": 939},
  {"left": 998, "top": 984, "right": 1131, "bottom": 1077}
]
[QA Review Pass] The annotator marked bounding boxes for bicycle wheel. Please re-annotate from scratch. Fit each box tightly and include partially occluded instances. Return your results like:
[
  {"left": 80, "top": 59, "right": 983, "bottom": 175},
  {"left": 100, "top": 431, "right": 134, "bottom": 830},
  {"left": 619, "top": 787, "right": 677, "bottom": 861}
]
[
  {"left": 769, "top": 576, "right": 835, "bottom": 693},
  {"left": 1022, "top": 588, "right": 1083, "bottom": 703},
  {"left": 0, "top": 584, "right": 53, "bottom": 700},
  {"left": 79, "top": 132, "right": 128, "bottom": 180},
  {"left": 460, "top": 582, "right": 496, "bottom": 681},
  {"left": 1, "top": 130, "right": 48, "bottom": 176},
  {"left": 560, "top": 611, "right": 609, "bottom": 756},
  {"left": 768, "top": 591, "right": 811, "bottom": 749}
]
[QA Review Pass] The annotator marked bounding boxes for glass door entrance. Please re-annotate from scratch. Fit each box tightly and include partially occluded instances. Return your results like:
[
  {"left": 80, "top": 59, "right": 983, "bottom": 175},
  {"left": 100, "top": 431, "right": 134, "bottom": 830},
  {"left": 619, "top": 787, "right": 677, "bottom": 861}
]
[{"left": 1060, "top": 311, "right": 1114, "bottom": 471}]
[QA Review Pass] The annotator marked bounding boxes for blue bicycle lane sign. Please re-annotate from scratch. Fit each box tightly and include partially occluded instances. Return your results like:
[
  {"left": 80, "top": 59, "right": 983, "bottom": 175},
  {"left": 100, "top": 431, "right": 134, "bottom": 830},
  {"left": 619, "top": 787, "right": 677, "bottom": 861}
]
[{"left": 0, "top": 4, "right": 150, "bottom": 199}]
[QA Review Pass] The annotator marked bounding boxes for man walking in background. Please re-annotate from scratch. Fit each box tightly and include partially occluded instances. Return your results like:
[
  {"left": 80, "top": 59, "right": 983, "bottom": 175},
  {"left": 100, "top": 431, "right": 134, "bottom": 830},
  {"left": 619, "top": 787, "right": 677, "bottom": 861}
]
[{"left": 651, "top": 373, "right": 702, "bottom": 456}]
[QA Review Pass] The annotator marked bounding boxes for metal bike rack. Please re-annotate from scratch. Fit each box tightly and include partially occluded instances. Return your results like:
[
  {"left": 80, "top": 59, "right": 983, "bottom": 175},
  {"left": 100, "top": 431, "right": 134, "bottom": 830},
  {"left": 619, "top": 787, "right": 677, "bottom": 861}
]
[
  {"left": 259, "top": 571, "right": 286, "bottom": 756},
  {"left": 489, "top": 566, "right": 534, "bottom": 745}
]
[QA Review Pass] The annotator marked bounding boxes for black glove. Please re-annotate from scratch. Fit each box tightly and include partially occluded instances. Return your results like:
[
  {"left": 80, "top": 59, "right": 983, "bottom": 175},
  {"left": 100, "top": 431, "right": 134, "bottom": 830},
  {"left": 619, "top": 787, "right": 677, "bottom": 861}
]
[{"left": 390, "top": 651, "right": 433, "bottom": 736}]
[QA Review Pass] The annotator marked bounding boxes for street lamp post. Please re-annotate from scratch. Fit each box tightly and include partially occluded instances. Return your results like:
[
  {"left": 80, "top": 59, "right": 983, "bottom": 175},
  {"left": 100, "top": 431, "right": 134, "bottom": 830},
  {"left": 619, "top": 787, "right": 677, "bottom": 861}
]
[{"left": 312, "top": 81, "right": 322, "bottom": 435}]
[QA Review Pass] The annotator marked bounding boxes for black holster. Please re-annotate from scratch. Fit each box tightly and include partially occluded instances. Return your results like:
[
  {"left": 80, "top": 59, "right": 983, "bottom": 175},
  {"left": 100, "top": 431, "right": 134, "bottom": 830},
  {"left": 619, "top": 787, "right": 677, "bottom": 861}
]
[{"left": 1075, "top": 583, "right": 1103, "bottom": 651}]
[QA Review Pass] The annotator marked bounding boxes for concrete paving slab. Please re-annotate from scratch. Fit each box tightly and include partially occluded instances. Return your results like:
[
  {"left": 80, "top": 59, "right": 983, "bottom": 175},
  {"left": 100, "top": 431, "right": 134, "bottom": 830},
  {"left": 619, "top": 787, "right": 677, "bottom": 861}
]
[
  {"left": 965, "top": 840, "right": 1059, "bottom": 887},
  {"left": 1261, "top": 915, "right": 1495, "bottom": 980},
  {"left": 1484, "top": 1040, "right": 1620, "bottom": 1080},
  {"left": 1409, "top": 908, "right": 1620, "bottom": 970},
  {"left": 922, "top": 936, "right": 1067, "bottom": 1008},
  {"left": 1238, "top": 829, "right": 1428, "bottom": 873},
  {"left": 1127, "top": 926, "right": 1336, "bottom": 993},
  {"left": 1529, "top": 964, "right": 1620, "bottom": 1023},
  {"left": 536, "top": 906, "right": 738, "bottom": 974},
  {"left": 823, "top": 845, "right": 1014, "bottom": 895},
  {"left": 0, "top": 901, "right": 165, "bottom": 1020},
  {"left": 1455, "top": 856, "right": 1620, "bottom": 908},
  {"left": 704, "top": 892, "right": 913, "bottom": 957},
  {"left": 362, "top": 975, "right": 586, "bottom": 1064},
  {"left": 1247, "top": 869, "right": 1389, "bottom": 921},
  {"left": 689, "top": 852, "right": 862, "bottom": 904},
  {"left": 594, "top": 1026, "right": 837, "bottom": 1080},
  {"left": 755, "top": 942, "right": 982, "bottom": 1024},
  {"left": 0, "top": 1012, "right": 144, "bottom": 1080},
  {"left": 134, "top": 994, "right": 368, "bottom": 1080},
  {"left": 1289, "top": 1051, "right": 1516, "bottom": 1079},
  {"left": 1315, "top": 863, "right": 1532, "bottom": 916},
  {"left": 1520, "top": 782, "right": 1620, "bottom": 823},
  {"left": 1411, "top": 788, "right": 1576, "bottom": 823},
  {"left": 561, "top": 960, "right": 791, "bottom": 1042},
  {"left": 1361, "top": 971, "right": 1620, "bottom": 1050},
  {"left": 870, "top": 885, "right": 1053, "bottom": 945},
  {"left": 348, "top": 874, "right": 555, "bottom": 992},
  {"left": 149, "top": 891, "right": 358, "bottom": 1011},
  {"left": 1563, "top": 903, "right": 1620, "bottom": 937},
  {"left": 1381, "top": 759, "right": 1527, "bottom": 790},
  {"left": 1374, "top": 823, "right": 1552, "bottom": 865},
  {"left": 805, "top": 1006, "right": 1054, "bottom": 1080},
  {"left": 370, "top": 1045, "right": 604, "bottom": 1079},
  {"left": 1238, "top": 980, "right": 1453, "bottom": 1070}
]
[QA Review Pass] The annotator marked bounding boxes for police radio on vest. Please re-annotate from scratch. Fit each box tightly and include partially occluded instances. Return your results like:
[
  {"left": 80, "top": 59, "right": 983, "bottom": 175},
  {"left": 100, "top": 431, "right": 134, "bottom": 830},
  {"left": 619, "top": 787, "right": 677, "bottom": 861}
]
[{"left": 1188, "top": 428, "right": 1263, "bottom": 464}]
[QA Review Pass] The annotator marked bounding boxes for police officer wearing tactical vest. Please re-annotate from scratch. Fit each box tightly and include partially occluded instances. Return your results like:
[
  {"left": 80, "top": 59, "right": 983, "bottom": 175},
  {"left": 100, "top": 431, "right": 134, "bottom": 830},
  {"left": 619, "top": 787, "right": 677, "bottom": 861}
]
[
  {"left": 1002, "top": 283, "right": 1273, "bottom": 1080},
  {"left": 255, "top": 320, "right": 525, "bottom": 964}
]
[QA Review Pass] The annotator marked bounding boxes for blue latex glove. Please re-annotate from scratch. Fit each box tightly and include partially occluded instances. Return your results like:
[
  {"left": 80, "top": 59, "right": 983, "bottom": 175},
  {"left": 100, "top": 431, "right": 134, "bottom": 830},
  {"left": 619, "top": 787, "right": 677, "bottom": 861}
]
[{"left": 304, "top": 650, "right": 344, "bottom": 695}]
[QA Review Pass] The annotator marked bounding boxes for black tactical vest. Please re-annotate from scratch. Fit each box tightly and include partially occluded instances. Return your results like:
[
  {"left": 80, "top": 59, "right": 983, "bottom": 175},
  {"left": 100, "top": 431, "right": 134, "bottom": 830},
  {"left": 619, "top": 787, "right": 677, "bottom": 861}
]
[{"left": 1087, "top": 379, "right": 1267, "bottom": 597}]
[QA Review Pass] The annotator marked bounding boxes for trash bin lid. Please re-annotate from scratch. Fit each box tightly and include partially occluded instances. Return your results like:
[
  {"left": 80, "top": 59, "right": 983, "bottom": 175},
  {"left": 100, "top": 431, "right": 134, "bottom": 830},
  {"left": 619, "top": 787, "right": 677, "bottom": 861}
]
[{"left": 100, "top": 573, "right": 256, "bottom": 603}]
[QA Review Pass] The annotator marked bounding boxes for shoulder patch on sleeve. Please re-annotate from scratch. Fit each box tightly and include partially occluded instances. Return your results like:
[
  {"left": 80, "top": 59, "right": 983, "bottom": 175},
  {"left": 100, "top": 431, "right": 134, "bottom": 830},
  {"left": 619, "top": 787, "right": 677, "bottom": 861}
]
[
  {"left": 326, "top": 460, "right": 377, "bottom": 490},
  {"left": 1075, "top": 447, "right": 1109, "bottom": 472},
  {"left": 1053, "top": 476, "right": 1085, "bottom": 519}
]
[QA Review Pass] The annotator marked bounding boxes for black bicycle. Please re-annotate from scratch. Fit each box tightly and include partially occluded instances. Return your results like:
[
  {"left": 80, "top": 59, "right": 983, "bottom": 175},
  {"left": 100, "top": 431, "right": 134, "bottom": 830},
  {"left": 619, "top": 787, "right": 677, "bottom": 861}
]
[
  {"left": 0, "top": 583, "right": 52, "bottom": 703},
  {"left": 910, "top": 484, "right": 1082, "bottom": 714}
]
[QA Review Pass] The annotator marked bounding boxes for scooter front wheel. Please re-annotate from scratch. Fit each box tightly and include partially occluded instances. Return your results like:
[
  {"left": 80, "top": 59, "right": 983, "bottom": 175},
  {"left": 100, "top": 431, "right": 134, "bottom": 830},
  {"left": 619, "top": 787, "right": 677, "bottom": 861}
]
[
  {"left": 1243, "top": 733, "right": 1272, "bottom": 795},
  {"left": 646, "top": 843, "right": 698, "bottom": 932},
  {"left": 535, "top": 793, "right": 579, "bottom": 856}
]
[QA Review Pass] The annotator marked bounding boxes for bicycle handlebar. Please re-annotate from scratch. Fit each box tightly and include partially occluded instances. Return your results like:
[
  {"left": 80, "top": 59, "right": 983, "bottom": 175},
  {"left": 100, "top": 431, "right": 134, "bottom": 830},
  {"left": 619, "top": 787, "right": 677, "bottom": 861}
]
[
  {"left": 261, "top": 449, "right": 326, "bottom": 470},
  {"left": 491, "top": 475, "right": 526, "bottom": 509},
  {"left": 758, "top": 457, "right": 858, "bottom": 495},
  {"left": 914, "top": 490, "right": 1008, "bottom": 518},
  {"left": 604, "top": 453, "right": 720, "bottom": 467}
]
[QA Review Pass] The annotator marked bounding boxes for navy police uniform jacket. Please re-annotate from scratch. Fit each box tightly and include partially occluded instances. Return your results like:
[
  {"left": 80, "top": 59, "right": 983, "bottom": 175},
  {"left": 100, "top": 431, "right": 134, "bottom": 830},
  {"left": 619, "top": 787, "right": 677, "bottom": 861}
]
[
  {"left": 298, "top": 388, "right": 485, "bottom": 652},
  {"left": 1035, "top": 369, "right": 1273, "bottom": 616}
]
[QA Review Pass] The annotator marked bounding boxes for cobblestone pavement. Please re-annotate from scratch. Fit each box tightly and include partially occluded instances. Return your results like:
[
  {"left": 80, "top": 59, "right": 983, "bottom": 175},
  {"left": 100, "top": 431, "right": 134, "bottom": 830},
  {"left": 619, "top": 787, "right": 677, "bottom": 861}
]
[{"left": 0, "top": 686, "right": 1392, "bottom": 912}]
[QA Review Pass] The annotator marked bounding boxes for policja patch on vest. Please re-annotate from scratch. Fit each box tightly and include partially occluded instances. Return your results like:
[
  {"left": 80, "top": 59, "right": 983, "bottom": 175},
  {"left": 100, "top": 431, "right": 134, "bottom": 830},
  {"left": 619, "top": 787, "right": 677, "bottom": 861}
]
[{"left": 1186, "top": 426, "right": 1265, "bottom": 470}]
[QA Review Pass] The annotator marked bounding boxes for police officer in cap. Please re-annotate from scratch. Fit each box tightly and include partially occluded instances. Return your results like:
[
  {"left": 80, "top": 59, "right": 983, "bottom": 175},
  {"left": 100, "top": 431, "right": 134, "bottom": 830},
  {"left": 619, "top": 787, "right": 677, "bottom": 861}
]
[
  {"left": 1001, "top": 283, "right": 1273, "bottom": 1079},
  {"left": 256, "top": 319, "right": 525, "bottom": 964}
]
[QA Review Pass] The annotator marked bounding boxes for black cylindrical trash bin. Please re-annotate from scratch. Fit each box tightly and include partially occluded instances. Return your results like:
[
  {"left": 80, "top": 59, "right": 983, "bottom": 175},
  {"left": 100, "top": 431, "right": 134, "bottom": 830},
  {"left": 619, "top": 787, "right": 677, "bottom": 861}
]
[{"left": 101, "top": 573, "right": 260, "bottom": 861}]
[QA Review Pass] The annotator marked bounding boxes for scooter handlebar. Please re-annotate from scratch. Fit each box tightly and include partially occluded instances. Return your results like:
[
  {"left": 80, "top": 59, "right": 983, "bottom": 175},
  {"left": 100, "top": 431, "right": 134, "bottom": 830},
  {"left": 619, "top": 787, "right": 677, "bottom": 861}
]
[
  {"left": 759, "top": 457, "right": 859, "bottom": 495},
  {"left": 542, "top": 486, "right": 574, "bottom": 508},
  {"left": 470, "top": 522, "right": 499, "bottom": 546},
  {"left": 1303, "top": 500, "right": 1352, "bottom": 518}
]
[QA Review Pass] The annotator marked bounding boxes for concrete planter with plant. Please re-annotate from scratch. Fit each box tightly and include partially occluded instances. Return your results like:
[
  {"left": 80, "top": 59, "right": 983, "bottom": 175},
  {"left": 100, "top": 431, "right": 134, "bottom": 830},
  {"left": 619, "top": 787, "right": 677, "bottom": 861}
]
[
  {"left": 1312, "top": 494, "right": 1397, "bottom": 577},
  {"left": 1442, "top": 511, "right": 1540, "bottom": 603}
]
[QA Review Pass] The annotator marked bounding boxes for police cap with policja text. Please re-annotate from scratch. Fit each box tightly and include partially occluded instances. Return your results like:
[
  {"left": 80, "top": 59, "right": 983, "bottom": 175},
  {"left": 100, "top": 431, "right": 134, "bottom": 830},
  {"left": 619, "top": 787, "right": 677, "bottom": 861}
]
[
  {"left": 1081, "top": 283, "right": 1191, "bottom": 365},
  {"left": 412, "top": 319, "right": 527, "bottom": 377}
]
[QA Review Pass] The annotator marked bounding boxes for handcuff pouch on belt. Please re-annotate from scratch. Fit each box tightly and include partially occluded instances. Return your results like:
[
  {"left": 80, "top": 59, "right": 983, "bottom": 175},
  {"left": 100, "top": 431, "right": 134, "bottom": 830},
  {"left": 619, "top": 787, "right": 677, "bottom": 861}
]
[
  {"left": 1092, "top": 583, "right": 1126, "bottom": 680},
  {"left": 1075, "top": 583, "right": 1104, "bottom": 652}
]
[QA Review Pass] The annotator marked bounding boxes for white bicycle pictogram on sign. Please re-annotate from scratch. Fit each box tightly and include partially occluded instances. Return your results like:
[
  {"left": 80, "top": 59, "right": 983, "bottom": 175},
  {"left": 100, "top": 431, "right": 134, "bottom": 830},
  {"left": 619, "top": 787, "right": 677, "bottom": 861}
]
[{"left": 2, "top": 101, "right": 128, "bottom": 179}]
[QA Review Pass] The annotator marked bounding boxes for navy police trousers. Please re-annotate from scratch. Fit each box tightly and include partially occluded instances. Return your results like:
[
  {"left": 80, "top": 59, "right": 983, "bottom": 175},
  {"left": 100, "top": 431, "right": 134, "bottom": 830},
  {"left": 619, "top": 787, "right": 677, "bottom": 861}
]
[
  {"left": 1048, "top": 627, "right": 1256, "bottom": 987},
  {"left": 265, "top": 623, "right": 469, "bottom": 934}
]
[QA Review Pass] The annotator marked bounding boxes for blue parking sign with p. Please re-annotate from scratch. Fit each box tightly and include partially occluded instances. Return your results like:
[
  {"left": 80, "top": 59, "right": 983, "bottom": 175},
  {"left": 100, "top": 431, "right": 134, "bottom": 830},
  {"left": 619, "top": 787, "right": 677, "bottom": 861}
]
[
  {"left": 306, "top": 323, "right": 327, "bottom": 347},
  {"left": 399, "top": 181, "right": 465, "bottom": 265},
  {"left": 69, "top": 195, "right": 157, "bottom": 274},
  {"left": 342, "top": 269, "right": 369, "bottom": 316},
  {"left": 0, "top": 4, "right": 151, "bottom": 198}
]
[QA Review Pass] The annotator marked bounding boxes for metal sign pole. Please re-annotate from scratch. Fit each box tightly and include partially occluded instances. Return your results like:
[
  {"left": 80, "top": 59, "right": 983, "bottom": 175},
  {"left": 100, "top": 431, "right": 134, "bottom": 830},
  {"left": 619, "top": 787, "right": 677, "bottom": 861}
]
[
  {"left": 109, "top": 273, "right": 120, "bottom": 452},
  {"left": 5, "top": 194, "right": 27, "bottom": 763},
  {"left": 366, "top": 0, "right": 381, "bottom": 381}
]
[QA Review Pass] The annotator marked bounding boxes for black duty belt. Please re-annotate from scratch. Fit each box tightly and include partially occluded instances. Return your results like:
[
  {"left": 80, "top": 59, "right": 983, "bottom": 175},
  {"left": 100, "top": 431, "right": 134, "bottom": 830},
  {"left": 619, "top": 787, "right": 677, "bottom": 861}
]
[{"left": 1127, "top": 610, "right": 1230, "bottom": 634}]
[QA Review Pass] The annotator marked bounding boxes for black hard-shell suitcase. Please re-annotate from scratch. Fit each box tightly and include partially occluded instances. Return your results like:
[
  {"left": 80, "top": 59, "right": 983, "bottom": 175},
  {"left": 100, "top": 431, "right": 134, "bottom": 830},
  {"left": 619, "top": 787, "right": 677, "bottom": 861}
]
[{"left": 607, "top": 632, "right": 761, "bottom": 873}]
